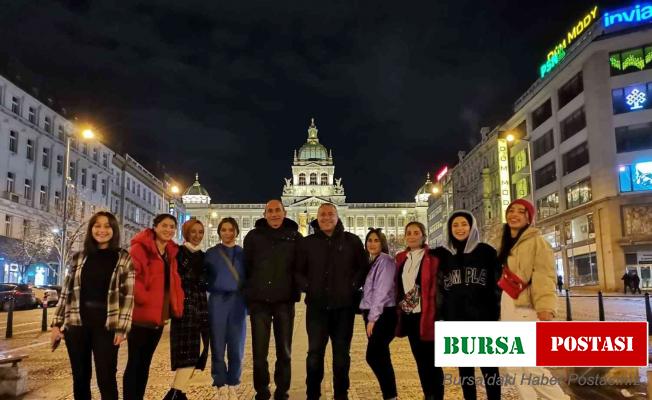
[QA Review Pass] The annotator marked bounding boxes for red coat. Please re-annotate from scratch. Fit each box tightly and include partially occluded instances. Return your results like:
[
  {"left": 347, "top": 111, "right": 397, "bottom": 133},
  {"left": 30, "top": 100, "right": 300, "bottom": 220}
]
[
  {"left": 130, "top": 229, "right": 184, "bottom": 326},
  {"left": 395, "top": 246, "right": 438, "bottom": 341}
]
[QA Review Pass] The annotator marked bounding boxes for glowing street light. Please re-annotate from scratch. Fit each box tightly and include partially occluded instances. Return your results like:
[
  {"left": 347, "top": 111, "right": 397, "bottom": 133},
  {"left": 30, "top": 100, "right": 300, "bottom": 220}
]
[
  {"left": 170, "top": 185, "right": 180, "bottom": 194},
  {"left": 432, "top": 186, "right": 441, "bottom": 195},
  {"left": 81, "top": 129, "right": 95, "bottom": 140},
  {"left": 506, "top": 133, "right": 515, "bottom": 143}
]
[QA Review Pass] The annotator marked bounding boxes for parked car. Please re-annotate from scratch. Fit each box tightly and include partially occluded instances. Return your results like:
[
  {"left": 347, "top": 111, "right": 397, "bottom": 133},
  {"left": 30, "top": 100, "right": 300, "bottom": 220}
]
[
  {"left": 0, "top": 284, "right": 39, "bottom": 311},
  {"left": 32, "top": 286, "right": 59, "bottom": 307},
  {"left": 39, "top": 285, "right": 62, "bottom": 297}
]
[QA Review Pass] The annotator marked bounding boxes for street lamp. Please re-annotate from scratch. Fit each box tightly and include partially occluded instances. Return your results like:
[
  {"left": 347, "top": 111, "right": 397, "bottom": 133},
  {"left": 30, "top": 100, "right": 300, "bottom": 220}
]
[{"left": 58, "top": 127, "right": 96, "bottom": 285}]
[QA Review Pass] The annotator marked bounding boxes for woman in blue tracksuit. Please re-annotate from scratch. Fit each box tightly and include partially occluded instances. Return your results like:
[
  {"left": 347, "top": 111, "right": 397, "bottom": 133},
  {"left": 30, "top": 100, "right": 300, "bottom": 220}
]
[{"left": 205, "top": 217, "right": 247, "bottom": 398}]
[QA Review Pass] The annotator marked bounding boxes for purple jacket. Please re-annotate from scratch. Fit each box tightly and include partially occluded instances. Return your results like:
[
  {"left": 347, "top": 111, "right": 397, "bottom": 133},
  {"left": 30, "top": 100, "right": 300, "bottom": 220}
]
[{"left": 359, "top": 252, "right": 396, "bottom": 322}]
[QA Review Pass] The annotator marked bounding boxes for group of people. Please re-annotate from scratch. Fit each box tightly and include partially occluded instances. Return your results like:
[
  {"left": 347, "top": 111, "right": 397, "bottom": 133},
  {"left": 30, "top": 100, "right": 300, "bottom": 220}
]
[
  {"left": 50, "top": 196, "right": 565, "bottom": 400},
  {"left": 621, "top": 270, "right": 642, "bottom": 294}
]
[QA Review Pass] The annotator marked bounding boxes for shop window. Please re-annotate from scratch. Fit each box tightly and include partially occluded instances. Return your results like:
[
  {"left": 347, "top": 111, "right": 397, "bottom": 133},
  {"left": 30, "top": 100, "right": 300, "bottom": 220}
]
[
  {"left": 536, "top": 192, "right": 559, "bottom": 220},
  {"left": 565, "top": 178, "right": 592, "bottom": 209}
]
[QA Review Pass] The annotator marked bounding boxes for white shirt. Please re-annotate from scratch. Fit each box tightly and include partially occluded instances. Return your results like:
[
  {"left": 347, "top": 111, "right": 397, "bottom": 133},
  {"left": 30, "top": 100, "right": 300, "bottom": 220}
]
[{"left": 402, "top": 248, "right": 425, "bottom": 313}]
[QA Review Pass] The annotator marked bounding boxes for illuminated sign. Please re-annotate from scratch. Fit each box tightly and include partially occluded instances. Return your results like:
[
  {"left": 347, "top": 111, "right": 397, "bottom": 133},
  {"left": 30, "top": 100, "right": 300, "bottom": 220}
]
[
  {"left": 626, "top": 88, "right": 647, "bottom": 110},
  {"left": 497, "top": 139, "right": 511, "bottom": 222},
  {"left": 619, "top": 162, "right": 652, "bottom": 192},
  {"left": 604, "top": 3, "right": 652, "bottom": 28},
  {"left": 539, "top": 6, "right": 598, "bottom": 78},
  {"left": 436, "top": 166, "right": 448, "bottom": 182}
]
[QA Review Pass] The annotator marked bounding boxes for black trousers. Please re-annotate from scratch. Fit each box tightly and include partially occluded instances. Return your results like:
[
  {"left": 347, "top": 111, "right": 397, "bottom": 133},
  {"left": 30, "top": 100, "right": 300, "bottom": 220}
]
[
  {"left": 458, "top": 367, "right": 501, "bottom": 400},
  {"left": 403, "top": 312, "right": 444, "bottom": 399},
  {"left": 123, "top": 324, "right": 164, "bottom": 400},
  {"left": 306, "top": 305, "right": 355, "bottom": 400},
  {"left": 250, "top": 302, "right": 295, "bottom": 400},
  {"left": 363, "top": 307, "right": 397, "bottom": 399},
  {"left": 65, "top": 309, "right": 118, "bottom": 400}
]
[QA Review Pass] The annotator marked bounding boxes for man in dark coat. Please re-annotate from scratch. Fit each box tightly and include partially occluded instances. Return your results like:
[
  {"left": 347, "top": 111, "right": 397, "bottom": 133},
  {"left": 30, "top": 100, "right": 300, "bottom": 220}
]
[
  {"left": 631, "top": 271, "right": 642, "bottom": 294},
  {"left": 295, "top": 203, "right": 368, "bottom": 400},
  {"left": 622, "top": 271, "right": 631, "bottom": 294},
  {"left": 243, "top": 199, "right": 302, "bottom": 400}
]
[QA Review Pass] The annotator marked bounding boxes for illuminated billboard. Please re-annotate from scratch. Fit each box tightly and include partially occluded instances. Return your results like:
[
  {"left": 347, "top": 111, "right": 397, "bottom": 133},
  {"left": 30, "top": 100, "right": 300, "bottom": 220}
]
[{"left": 619, "top": 162, "right": 652, "bottom": 192}]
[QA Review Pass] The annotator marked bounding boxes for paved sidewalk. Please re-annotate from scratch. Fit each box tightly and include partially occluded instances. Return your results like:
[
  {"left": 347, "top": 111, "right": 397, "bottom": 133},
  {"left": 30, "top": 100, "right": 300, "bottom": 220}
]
[{"left": 3, "top": 298, "right": 647, "bottom": 399}]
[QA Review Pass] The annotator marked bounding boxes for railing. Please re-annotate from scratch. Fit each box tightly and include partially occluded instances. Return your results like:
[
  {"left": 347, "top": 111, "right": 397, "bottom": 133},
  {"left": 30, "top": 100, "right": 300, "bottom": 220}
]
[{"left": 563, "top": 290, "right": 652, "bottom": 334}]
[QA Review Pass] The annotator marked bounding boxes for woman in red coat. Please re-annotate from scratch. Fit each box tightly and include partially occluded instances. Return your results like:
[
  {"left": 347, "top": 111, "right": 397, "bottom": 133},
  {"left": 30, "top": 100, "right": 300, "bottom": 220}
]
[
  {"left": 123, "top": 214, "right": 184, "bottom": 400},
  {"left": 395, "top": 221, "right": 443, "bottom": 400}
]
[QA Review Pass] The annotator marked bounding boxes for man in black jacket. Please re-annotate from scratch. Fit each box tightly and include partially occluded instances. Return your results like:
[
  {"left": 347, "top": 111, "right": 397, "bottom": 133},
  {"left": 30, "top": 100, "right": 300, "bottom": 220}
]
[
  {"left": 243, "top": 199, "right": 302, "bottom": 400},
  {"left": 295, "top": 203, "right": 368, "bottom": 400}
]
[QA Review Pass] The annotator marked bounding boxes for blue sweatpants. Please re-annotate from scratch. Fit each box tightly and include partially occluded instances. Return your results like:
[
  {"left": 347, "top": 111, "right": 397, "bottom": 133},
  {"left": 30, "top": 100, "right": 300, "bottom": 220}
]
[{"left": 208, "top": 292, "right": 247, "bottom": 387}]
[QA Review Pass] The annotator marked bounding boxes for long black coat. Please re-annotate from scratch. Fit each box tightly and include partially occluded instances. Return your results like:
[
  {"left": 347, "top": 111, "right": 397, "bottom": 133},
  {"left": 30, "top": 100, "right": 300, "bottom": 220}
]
[
  {"left": 170, "top": 246, "right": 209, "bottom": 370},
  {"left": 243, "top": 218, "right": 302, "bottom": 307}
]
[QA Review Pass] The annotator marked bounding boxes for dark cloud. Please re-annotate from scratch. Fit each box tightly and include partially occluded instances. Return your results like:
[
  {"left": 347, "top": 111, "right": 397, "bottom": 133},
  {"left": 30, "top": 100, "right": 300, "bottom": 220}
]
[{"left": 0, "top": 0, "right": 622, "bottom": 202}]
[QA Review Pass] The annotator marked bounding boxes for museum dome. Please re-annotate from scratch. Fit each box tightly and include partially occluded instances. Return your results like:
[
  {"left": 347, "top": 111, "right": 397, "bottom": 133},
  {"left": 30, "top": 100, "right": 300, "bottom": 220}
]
[{"left": 297, "top": 119, "right": 330, "bottom": 162}]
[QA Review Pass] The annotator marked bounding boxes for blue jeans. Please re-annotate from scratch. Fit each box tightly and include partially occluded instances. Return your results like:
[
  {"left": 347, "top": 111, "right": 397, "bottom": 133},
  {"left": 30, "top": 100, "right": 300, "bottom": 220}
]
[{"left": 208, "top": 292, "right": 247, "bottom": 387}]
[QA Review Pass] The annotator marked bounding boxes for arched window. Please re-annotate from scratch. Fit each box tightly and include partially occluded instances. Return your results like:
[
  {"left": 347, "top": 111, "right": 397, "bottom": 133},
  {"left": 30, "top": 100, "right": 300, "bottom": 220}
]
[
  {"left": 310, "top": 173, "right": 317, "bottom": 185},
  {"left": 299, "top": 173, "right": 306, "bottom": 185},
  {"left": 320, "top": 173, "right": 328, "bottom": 185}
]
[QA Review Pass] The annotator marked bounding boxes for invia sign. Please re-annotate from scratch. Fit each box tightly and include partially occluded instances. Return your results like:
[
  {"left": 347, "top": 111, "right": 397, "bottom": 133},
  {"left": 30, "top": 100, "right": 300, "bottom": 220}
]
[
  {"left": 539, "top": 6, "right": 599, "bottom": 78},
  {"left": 604, "top": 3, "right": 652, "bottom": 28}
]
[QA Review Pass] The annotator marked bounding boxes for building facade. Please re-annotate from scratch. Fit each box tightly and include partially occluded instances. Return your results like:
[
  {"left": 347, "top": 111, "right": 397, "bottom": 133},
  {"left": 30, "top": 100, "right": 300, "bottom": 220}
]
[
  {"left": 0, "top": 73, "right": 114, "bottom": 284},
  {"left": 427, "top": 166, "right": 454, "bottom": 247},
  {"left": 110, "top": 154, "right": 167, "bottom": 246},
  {"left": 183, "top": 120, "right": 429, "bottom": 254}
]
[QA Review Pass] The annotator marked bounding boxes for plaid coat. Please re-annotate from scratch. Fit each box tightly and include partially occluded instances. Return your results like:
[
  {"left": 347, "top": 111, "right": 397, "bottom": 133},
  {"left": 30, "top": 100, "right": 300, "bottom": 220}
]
[
  {"left": 170, "top": 246, "right": 209, "bottom": 370},
  {"left": 51, "top": 249, "right": 135, "bottom": 335}
]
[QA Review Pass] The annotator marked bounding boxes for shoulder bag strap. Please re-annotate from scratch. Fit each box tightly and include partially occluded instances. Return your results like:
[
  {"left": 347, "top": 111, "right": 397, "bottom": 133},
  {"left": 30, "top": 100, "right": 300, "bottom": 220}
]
[{"left": 217, "top": 246, "right": 240, "bottom": 284}]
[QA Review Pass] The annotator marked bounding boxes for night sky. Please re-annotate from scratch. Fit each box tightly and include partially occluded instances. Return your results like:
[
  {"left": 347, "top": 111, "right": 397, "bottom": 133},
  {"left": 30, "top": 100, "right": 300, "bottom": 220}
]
[{"left": 0, "top": 0, "right": 625, "bottom": 203}]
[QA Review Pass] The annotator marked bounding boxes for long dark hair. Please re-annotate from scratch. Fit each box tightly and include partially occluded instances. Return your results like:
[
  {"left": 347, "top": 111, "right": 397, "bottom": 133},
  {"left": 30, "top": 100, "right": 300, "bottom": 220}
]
[
  {"left": 365, "top": 228, "right": 389, "bottom": 254},
  {"left": 83, "top": 211, "right": 121, "bottom": 254},
  {"left": 497, "top": 224, "right": 529, "bottom": 266}
]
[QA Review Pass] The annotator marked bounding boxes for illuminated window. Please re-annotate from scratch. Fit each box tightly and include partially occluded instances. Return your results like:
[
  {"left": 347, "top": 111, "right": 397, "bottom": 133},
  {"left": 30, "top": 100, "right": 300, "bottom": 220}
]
[
  {"left": 565, "top": 179, "right": 592, "bottom": 209},
  {"left": 320, "top": 173, "right": 328, "bottom": 185},
  {"left": 537, "top": 192, "right": 559, "bottom": 220},
  {"left": 612, "top": 82, "right": 651, "bottom": 114},
  {"left": 356, "top": 217, "right": 364, "bottom": 227},
  {"left": 310, "top": 173, "right": 317, "bottom": 185},
  {"left": 377, "top": 217, "right": 385, "bottom": 227},
  {"left": 619, "top": 162, "right": 652, "bottom": 193},
  {"left": 610, "top": 45, "right": 652, "bottom": 76},
  {"left": 298, "top": 173, "right": 306, "bottom": 186}
]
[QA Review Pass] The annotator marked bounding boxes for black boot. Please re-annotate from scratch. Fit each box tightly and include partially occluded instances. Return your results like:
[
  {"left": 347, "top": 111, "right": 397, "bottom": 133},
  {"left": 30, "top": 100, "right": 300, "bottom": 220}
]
[{"left": 163, "top": 389, "right": 188, "bottom": 400}]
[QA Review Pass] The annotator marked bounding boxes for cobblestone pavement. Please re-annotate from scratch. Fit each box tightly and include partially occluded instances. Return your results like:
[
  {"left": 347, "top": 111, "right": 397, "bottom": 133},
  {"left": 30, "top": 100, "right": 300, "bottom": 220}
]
[{"left": 0, "top": 293, "right": 649, "bottom": 399}]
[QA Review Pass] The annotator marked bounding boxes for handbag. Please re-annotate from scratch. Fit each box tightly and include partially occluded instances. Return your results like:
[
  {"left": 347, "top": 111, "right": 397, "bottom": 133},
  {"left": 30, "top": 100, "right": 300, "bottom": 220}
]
[
  {"left": 497, "top": 265, "right": 529, "bottom": 299},
  {"left": 399, "top": 260, "right": 422, "bottom": 313}
]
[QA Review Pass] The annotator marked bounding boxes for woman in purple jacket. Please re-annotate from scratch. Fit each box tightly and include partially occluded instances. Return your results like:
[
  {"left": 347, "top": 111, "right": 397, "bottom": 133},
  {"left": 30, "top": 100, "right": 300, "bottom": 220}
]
[{"left": 359, "top": 228, "right": 397, "bottom": 400}]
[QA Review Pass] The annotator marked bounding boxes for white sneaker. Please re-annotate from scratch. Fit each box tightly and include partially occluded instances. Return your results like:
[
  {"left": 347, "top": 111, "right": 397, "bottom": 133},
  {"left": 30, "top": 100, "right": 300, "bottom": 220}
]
[{"left": 227, "top": 385, "right": 238, "bottom": 400}]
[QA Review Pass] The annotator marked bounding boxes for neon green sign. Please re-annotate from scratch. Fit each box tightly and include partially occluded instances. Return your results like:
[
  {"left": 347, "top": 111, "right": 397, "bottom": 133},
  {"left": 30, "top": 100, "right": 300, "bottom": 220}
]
[{"left": 539, "top": 6, "right": 598, "bottom": 78}]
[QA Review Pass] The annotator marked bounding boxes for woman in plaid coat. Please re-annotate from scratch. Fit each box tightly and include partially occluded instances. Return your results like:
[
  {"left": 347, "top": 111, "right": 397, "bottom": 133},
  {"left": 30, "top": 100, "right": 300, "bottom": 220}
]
[
  {"left": 50, "top": 211, "right": 134, "bottom": 400},
  {"left": 165, "top": 219, "right": 210, "bottom": 400}
]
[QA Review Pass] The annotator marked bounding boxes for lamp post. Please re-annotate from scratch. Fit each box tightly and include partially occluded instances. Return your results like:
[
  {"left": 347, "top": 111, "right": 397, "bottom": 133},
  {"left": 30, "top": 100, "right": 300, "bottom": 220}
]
[{"left": 58, "top": 128, "right": 95, "bottom": 285}]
